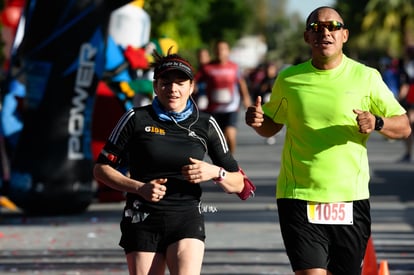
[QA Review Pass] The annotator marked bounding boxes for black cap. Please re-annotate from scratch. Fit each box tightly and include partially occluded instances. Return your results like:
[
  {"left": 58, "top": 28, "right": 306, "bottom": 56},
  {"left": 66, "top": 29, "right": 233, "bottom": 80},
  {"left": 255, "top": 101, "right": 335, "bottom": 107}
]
[{"left": 153, "top": 58, "right": 194, "bottom": 80}]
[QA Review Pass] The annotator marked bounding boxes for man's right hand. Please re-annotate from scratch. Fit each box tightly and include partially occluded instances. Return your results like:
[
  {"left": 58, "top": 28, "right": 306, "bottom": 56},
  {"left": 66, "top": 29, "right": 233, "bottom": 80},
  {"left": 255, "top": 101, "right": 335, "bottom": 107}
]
[{"left": 245, "top": 96, "right": 264, "bottom": 128}]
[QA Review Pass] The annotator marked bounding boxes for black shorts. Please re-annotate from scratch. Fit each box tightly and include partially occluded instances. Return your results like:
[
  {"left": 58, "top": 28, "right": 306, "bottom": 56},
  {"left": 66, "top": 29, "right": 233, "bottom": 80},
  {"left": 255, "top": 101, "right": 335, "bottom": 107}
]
[
  {"left": 210, "top": 111, "right": 239, "bottom": 129},
  {"left": 119, "top": 205, "right": 206, "bottom": 254},
  {"left": 277, "top": 199, "right": 371, "bottom": 275}
]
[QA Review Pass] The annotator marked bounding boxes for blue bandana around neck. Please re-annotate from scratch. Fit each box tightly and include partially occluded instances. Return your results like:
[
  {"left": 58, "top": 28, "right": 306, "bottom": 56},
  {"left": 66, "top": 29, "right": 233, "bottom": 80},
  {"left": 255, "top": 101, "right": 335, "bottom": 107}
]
[{"left": 152, "top": 96, "right": 194, "bottom": 122}]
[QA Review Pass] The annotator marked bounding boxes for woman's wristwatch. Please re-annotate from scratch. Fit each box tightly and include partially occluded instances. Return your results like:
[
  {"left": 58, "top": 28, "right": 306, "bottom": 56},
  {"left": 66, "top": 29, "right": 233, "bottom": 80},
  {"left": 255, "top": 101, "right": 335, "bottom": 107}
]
[{"left": 213, "top": 167, "right": 227, "bottom": 183}]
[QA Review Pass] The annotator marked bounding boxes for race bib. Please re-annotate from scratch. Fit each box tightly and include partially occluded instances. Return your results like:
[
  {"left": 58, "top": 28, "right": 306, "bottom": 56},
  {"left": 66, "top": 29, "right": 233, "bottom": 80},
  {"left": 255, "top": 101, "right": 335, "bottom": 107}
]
[
  {"left": 211, "top": 88, "right": 232, "bottom": 104},
  {"left": 307, "top": 202, "right": 353, "bottom": 225}
]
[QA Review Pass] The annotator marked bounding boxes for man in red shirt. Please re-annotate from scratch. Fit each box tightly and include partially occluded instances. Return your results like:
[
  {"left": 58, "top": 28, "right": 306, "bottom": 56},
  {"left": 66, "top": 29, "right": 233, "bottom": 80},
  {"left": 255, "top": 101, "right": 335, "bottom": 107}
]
[{"left": 196, "top": 40, "right": 251, "bottom": 153}]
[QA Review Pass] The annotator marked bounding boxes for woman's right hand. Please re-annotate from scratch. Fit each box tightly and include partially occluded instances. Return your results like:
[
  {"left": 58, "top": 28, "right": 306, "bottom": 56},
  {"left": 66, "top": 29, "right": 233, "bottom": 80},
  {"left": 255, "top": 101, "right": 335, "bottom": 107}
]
[{"left": 136, "top": 178, "right": 168, "bottom": 202}]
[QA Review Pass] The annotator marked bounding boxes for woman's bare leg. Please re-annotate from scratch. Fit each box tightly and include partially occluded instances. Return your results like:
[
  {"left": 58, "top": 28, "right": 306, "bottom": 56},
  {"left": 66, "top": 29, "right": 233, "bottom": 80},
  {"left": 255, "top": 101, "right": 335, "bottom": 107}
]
[
  {"left": 126, "top": 251, "right": 166, "bottom": 275},
  {"left": 166, "top": 238, "right": 205, "bottom": 275}
]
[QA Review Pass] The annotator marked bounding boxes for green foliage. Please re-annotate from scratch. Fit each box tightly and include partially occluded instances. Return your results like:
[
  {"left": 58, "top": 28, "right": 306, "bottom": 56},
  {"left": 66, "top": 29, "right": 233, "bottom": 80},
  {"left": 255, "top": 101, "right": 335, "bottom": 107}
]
[
  {"left": 334, "top": 0, "right": 369, "bottom": 56},
  {"left": 145, "top": 0, "right": 252, "bottom": 61},
  {"left": 337, "top": 0, "right": 414, "bottom": 60},
  {"left": 144, "top": 0, "right": 210, "bottom": 53},
  {"left": 198, "top": 0, "right": 251, "bottom": 46}
]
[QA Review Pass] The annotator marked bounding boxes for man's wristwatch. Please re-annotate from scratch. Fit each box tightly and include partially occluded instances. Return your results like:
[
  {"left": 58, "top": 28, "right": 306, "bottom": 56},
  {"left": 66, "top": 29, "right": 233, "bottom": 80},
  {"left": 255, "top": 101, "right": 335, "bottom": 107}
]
[
  {"left": 374, "top": 115, "right": 384, "bottom": 131},
  {"left": 213, "top": 167, "right": 227, "bottom": 183}
]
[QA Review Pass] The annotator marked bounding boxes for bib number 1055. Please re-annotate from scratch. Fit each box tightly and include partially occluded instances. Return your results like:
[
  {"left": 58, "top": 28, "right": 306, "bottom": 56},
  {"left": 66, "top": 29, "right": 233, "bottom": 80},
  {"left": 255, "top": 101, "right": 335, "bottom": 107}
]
[{"left": 307, "top": 202, "right": 353, "bottom": 225}]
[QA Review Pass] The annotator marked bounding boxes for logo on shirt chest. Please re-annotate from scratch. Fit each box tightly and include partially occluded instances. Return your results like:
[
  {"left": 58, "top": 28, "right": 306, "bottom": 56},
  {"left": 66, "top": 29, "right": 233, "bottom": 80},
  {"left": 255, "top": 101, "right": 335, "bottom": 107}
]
[{"left": 145, "top": 126, "right": 166, "bottom": 135}]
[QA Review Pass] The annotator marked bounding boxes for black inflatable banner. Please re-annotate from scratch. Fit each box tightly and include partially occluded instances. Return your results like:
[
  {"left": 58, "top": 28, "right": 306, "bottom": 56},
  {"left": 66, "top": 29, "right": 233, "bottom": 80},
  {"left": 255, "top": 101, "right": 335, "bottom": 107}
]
[{"left": 6, "top": 0, "right": 131, "bottom": 214}]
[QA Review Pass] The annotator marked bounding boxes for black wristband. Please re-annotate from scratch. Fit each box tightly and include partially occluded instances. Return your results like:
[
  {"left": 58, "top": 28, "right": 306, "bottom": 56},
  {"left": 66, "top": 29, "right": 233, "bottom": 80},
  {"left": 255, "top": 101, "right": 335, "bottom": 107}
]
[{"left": 374, "top": 115, "right": 384, "bottom": 131}]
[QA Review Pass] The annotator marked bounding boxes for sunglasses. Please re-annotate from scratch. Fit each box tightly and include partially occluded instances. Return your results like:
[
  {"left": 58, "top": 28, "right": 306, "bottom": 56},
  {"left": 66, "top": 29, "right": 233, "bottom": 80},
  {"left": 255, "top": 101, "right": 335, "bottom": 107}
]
[{"left": 306, "top": 21, "right": 345, "bottom": 33}]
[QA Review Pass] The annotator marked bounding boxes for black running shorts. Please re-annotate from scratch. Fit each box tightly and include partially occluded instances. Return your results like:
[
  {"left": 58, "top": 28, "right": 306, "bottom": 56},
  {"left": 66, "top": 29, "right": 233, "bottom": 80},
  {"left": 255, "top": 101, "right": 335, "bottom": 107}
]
[
  {"left": 210, "top": 111, "right": 239, "bottom": 128},
  {"left": 119, "top": 206, "right": 206, "bottom": 254},
  {"left": 277, "top": 198, "right": 371, "bottom": 275}
]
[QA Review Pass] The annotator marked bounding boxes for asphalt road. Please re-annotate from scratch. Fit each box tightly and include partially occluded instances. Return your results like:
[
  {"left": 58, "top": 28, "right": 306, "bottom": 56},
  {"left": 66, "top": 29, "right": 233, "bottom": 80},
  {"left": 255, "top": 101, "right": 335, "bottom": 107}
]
[{"left": 0, "top": 115, "right": 413, "bottom": 275}]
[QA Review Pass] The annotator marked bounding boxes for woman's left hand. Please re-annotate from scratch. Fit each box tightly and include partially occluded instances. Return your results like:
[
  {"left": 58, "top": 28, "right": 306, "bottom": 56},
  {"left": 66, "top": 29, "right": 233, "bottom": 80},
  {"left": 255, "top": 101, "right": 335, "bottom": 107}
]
[{"left": 181, "top": 157, "right": 218, "bottom": 184}]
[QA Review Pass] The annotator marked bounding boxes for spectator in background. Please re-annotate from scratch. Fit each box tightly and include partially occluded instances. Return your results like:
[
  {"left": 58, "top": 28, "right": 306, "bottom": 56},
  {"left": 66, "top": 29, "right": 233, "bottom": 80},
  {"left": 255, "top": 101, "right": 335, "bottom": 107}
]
[
  {"left": 257, "top": 62, "right": 278, "bottom": 103},
  {"left": 196, "top": 40, "right": 251, "bottom": 153},
  {"left": 194, "top": 47, "right": 211, "bottom": 110},
  {"left": 197, "top": 47, "right": 211, "bottom": 68},
  {"left": 399, "top": 57, "right": 414, "bottom": 162},
  {"left": 382, "top": 58, "right": 403, "bottom": 98},
  {"left": 247, "top": 63, "right": 266, "bottom": 101},
  {"left": 256, "top": 62, "right": 279, "bottom": 145},
  {"left": 381, "top": 57, "right": 413, "bottom": 161}
]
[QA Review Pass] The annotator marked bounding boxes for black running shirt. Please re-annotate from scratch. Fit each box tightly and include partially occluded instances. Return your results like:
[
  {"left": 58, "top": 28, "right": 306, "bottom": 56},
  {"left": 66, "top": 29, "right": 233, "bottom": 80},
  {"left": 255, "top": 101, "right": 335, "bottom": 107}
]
[{"left": 96, "top": 105, "right": 239, "bottom": 208}]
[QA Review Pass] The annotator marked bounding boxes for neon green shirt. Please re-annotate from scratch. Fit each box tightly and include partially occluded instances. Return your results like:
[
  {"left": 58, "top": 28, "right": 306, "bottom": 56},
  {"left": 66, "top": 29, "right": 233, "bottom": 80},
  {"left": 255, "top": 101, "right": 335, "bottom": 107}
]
[{"left": 262, "top": 55, "right": 405, "bottom": 202}]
